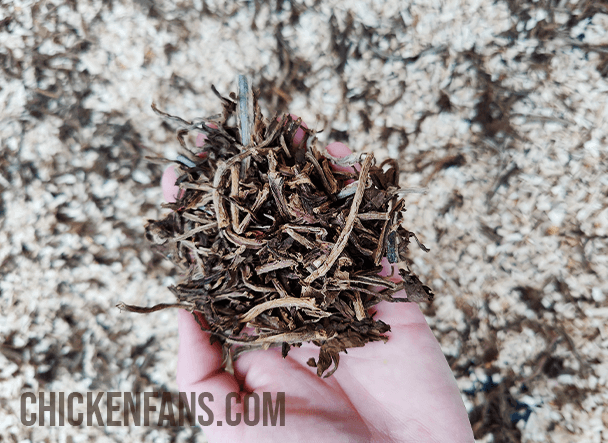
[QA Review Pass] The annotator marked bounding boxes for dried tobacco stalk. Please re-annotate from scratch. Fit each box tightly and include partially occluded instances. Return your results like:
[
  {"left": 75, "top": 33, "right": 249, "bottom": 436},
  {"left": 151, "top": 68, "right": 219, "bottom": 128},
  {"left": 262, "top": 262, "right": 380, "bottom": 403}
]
[{"left": 121, "top": 81, "right": 433, "bottom": 378}]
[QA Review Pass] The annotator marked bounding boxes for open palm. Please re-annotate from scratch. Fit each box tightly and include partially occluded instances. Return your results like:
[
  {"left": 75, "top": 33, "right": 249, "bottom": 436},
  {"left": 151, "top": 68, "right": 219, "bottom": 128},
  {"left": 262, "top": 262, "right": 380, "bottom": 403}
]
[
  {"left": 163, "top": 126, "right": 473, "bottom": 442},
  {"left": 176, "top": 299, "right": 473, "bottom": 443}
]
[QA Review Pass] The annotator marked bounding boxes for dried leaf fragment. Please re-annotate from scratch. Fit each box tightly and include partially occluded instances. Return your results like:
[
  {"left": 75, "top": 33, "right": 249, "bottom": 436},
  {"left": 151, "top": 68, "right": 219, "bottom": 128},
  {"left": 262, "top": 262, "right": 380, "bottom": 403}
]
[{"left": 125, "top": 85, "right": 433, "bottom": 377}]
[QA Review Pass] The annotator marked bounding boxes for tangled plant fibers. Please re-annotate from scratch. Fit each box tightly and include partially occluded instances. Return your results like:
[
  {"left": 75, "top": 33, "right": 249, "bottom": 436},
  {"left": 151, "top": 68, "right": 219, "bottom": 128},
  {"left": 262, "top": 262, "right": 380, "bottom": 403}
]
[{"left": 119, "top": 84, "right": 433, "bottom": 377}]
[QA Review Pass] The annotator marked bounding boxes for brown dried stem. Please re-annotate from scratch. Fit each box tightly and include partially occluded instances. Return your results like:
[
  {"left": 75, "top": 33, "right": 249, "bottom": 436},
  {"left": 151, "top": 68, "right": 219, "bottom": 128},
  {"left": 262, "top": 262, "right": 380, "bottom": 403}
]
[{"left": 126, "top": 87, "right": 433, "bottom": 378}]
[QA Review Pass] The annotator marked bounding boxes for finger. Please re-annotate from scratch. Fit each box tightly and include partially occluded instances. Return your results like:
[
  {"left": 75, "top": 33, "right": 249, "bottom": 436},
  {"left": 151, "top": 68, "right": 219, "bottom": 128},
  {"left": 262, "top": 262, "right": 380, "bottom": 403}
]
[
  {"left": 278, "top": 113, "right": 308, "bottom": 146},
  {"left": 326, "top": 141, "right": 352, "bottom": 158},
  {"left": 176, "top": 310, "right": 241, "bottom": 423},
  {"left": 177, "top": 310, "right": 225, "bottom": 387},
  {"left": 293, "top": 122, "right": 307, "bottom": 146},
  {"left": 196, "top": 122, "right": 218, "bottom": 148},
  {"left": 195, "top": 133, "right": 207, "bottom": 147},
  {"left": 326, "top": 142, "right": 355, "bottom": 174},
  {"left": 326, "top": 141, "right": 362, "bottom": 173},
  {"left": 161, "top": 164, "right": 180, "bottom": 203}
]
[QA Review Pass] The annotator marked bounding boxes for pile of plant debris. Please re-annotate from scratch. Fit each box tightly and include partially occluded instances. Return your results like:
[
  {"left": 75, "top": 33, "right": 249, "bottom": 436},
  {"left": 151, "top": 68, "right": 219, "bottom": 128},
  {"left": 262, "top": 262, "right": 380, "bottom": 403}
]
[{"left": 120, "top": 82, "right": 433, "bottom": 377}]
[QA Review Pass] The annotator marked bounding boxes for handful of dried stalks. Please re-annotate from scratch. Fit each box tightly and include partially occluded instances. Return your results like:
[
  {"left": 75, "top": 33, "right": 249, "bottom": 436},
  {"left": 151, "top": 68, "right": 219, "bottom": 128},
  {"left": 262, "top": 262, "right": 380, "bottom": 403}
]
[{"left": 120, "top": 80, "right": 433, "bottom": 377}]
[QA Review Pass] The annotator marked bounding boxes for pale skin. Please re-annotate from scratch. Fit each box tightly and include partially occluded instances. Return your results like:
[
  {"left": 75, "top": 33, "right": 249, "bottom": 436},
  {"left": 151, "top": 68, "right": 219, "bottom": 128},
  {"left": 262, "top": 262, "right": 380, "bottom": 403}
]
[{"left": 161, "top": 120, "right": 474, "bottom": 443}]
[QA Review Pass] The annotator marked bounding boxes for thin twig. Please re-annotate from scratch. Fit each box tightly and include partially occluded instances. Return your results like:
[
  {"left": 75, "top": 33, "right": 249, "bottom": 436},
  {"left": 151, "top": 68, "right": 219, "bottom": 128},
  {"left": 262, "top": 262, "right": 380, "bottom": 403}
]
[
  {"left": 305, "top": 153, "right": 374, "bottom": 283},
  {"left": 116, "top": 302, "right": 194, "bottom": 313},
  {"left": 240, "top": 297, "right": 320, "bottom": 323}
]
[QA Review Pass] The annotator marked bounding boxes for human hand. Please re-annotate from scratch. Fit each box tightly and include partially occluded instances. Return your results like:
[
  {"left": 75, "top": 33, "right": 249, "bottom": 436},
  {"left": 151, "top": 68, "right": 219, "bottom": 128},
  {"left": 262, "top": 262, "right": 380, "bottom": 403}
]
[{"left": 162, "top": 117, "right": 474, "bottom": 443}]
